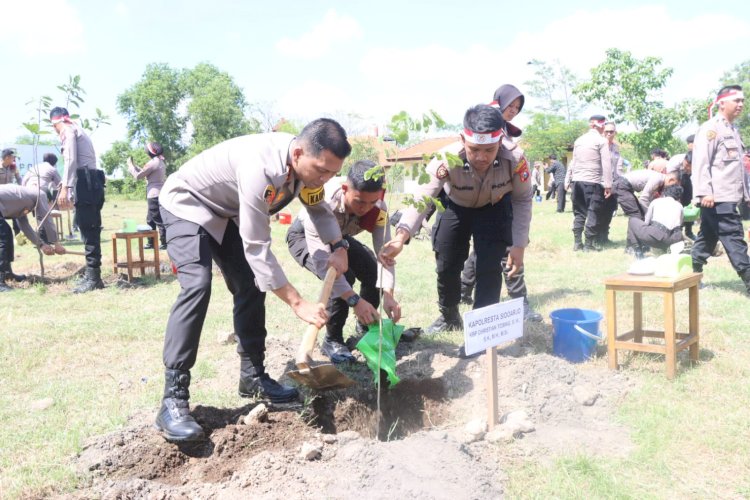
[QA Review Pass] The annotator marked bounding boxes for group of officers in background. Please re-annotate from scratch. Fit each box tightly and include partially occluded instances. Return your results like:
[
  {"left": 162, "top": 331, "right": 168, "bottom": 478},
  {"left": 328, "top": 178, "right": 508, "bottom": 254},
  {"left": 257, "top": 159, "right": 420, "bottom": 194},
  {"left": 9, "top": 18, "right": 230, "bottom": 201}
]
[{"left": 0, "top": 86, "right": 747, "bottom": 442}]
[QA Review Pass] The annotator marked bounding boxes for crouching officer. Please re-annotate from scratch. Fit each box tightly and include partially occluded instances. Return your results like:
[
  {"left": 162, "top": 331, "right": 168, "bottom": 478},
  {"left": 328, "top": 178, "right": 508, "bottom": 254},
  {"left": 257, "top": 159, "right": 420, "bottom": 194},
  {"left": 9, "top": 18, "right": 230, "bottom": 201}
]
[
  {"left": 0, "top": 185, "right": 65, "bottom": 291},
  {"left": 287, "top": 160, "right": 401, "bottom": 363},
  {"left": 156, "top": 118, "right": 351, "bottom": 441},
  {"left": 50, "top": 107, "right": 105, "bottom": 293},
  {"left": 379, "top": 104, "right": 532, "bottom": 340}
]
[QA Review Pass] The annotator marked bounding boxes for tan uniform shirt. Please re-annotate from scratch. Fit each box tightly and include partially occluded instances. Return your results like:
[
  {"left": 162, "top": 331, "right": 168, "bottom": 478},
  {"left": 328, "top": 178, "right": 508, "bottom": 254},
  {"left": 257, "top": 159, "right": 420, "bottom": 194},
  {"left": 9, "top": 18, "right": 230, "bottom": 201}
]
[
  {"left": 0, "top": 165, "right": 22, "bottom": 185},
  {"left": 58, "top": 122, "right": 97, "bottom": 189},
  {"left": 566, "top": 129, "right": 613, "bottom": 188},
  {"left": 692, "top": 114, "right": 748, "bottom": 203},
  {"left": 0, "top": 185, "right": 57, "bottom": 246},
  {"left": 623, "top": 169, "right": 665, "bottom": 209},
  {"left": 398, "top": 142, "right": 533, "bottom": 248},
  {"left": 645, "top": 196, "right": 683, "bottom": 230},
  {"left": 610, "top": 142, "right": 623, "bottom": 179},
  {"left": 297, "top": 187, "right": 395, "bottom": 299},
  {"left": 159, "top": 133, "right": 342, "bottom": 292},
  {"left": 129, "top": 157, "right": 167, "bottom": 198},
  {"left": 23, "top": 162, "right": 62, "bottom": 191}
]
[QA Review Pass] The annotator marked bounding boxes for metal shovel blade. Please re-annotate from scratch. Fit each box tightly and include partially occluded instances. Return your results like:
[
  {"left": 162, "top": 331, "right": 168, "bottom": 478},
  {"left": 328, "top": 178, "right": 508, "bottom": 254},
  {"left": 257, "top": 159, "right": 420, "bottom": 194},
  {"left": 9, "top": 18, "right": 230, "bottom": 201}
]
[{"left": 287, "top": 363, "right": 356, "bottom": 391}]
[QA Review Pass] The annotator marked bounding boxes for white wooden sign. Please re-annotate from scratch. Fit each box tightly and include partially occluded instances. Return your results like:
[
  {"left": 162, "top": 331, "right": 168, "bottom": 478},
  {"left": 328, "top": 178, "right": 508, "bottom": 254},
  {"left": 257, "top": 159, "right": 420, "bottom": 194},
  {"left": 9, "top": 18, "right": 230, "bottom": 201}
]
[{"left": 462, "top": 297, "right": 524, "bottom": 357}]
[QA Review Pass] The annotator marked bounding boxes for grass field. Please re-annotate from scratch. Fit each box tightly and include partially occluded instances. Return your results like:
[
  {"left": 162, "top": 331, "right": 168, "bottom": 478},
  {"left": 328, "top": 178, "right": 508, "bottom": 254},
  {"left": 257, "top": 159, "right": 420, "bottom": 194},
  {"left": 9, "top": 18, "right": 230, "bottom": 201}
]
[{"left": 1, "top": 194, "right": 749, "bottom": 498}]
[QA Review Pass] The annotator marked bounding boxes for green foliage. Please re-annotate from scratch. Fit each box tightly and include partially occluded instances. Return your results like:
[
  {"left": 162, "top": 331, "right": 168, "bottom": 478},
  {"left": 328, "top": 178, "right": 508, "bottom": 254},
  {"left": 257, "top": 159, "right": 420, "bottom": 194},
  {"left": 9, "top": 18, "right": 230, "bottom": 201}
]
[
  {"left": 100, "top": 140, "right": 149, "bottom": 176},
  {"left": 524, "top": 59, "right": 584, "bottom": 121},
  {"left": 105, "top": 177, "right": 146, "bottom": 199},
  {"left": 574, "top": 48, "right": 691, "bottom": 159},
  {"left": 273, "top": 119, "right": 301, "bottom": 135},
  {"left": 719, "top": 60, "right": 750, "bottom": 144},
  {"left": 521, "top": 113, "right": 587, "bottom": 162},
  {"left": 388, "top": 110, "right": 446, "bottom": 145},
  {"left": 343, "top": 138, "right": 383, "bottom": 175},
  {"left": 180, "top": 62, "right": 259, "bottom": 158}
]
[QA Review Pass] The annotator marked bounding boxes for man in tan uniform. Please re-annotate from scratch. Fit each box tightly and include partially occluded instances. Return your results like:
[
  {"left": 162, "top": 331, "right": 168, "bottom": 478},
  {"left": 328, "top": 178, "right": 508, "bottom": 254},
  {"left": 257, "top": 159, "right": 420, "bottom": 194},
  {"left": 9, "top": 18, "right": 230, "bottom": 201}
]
[
  {"left": 0, "top": 185, "right": 65, "bottom": 291},
  {"left": 565, "top": 114, "right": 613, "bottom": 251},
  {"left": 691, "top": 85, "right": 750, "bottom": 293},
  {"left": 380, "top": 104, "right": 532, "bottom": 356},
  {"left": 1, "top": 149, "right": 22, "bottom": 185},
  {"left": 127, "top": 141, "right": 167, "bottom": 249},
  {"left": 23, "top": 153, "right": 62, "bottom": 192},
  {"left": 156, "top": 118, "right": 351, "bottom": 442},
  {"left": 51, "top": 107, "right": 105, "bottom": 293}
]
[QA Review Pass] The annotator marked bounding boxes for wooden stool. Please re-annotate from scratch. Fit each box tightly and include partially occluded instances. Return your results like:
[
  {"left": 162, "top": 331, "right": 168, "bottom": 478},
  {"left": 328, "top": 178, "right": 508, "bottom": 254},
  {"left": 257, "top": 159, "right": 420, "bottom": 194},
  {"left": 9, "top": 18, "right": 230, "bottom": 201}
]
[
  {"left": 50, "top": 210, "right": 63, "bottom": 237},
  {"left": 111, "top": 230, "right": 161, "bottom": 282},
  {"left": 604, "top": 272, "right": 701, "bottom": 379}
]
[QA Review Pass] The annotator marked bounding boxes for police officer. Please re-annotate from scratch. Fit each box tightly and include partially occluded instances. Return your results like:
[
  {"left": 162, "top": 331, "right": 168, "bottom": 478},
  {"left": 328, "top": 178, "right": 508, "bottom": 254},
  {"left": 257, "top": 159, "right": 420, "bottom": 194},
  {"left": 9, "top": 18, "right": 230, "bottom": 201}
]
[
  {"left": 287, "top": 160, "right": 401, "bottom": 363},
  {"left": 23, "top": 153, "right": 62, "bottom": 192},
  {"left": 127, "top": 142, "right": 167, "bottom": 250},
  {"left": 564, "top": 115, "right": 613, "bottom": 251},
  {"left": 1, "top": 149, "right": 23, "bottom": 237},
  {"left": 156, "top": 118, "right": 351, "bottom": 442},
  {"left": 544, "top": 154, "right": 567, "bottom": 212},
  {"left": 50, "top": 107, "right": 105, "bottom": 293},
  {"left": 0, "top": 185, "right": 65, "bottom": 291},
  {"left": 628, "top": 185, "right": 685, "bottom": 258},
  {"left": 598, "top": 121, "right": 622, "bottom": 245},
  {"left": 691, "top": 85, "right": 750, "bottom": 294},
  {"left": 380, "top": 104, "right": 532, "bottom": 343}
]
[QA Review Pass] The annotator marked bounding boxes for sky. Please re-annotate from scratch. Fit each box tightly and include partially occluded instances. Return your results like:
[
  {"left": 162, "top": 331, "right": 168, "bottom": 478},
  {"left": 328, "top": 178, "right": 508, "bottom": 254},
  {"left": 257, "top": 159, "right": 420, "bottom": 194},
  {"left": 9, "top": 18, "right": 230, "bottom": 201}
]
[{"left": 1, "top": 0, "right": 749, "bottom": 158}]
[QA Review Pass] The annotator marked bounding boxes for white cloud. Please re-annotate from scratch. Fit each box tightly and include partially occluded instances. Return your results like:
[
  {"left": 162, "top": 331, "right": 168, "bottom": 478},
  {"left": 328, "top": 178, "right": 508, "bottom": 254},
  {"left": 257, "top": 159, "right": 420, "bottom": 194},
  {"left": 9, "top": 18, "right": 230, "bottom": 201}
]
[
  {"left": 275, "top": 9, "right": 362, "bottom": 60},
  {"left": 276, "top": 80, "right": 357, "bottom": 120},
  {"left": 0, "top": 0, "right": 84, "bottom": 56},
  {"left": 115, "top": 2, "right": 129, "bottom": 18}
]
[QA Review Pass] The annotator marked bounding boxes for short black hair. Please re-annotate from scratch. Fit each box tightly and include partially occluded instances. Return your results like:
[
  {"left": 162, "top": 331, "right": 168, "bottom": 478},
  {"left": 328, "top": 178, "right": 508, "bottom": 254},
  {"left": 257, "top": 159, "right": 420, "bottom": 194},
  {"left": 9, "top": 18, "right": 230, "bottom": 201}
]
[
  {"left": 1, "top": 148, "right": 15, "bottom": 159},
  {"left": 347, "top": 160, "right": 385, "bottom": 193},
  {"left": 298, "top": 118, "right": 351, "bottom": 160},
  {"left": 717, "top": 84, "right": 742, "bottom": 97},
  {"left": 49, "top": 106, "right": 70, "bottom": 120},
  {"left": 43, "top": 153, "right": 58, "bottom": 166},
  {"left": 684, "top": 151, "right": 692, "bottom": 164},
  {"left": 686, "top": 134, "right": 695, "bottom": 144},
  {"left": 146, "top": 141, "right": 164, "bottom": 158},
  {"left": 463, "top": 104, "right": 505, "bottom": 133},
  {"left": 662, "top": 184, "right": 683, "bottom": 201},
  {"left": 548, "top": 153, "right": 557, "bottom": 160},
  {"left": 650, "top": 148, "right": 668, "bottom": 159}
]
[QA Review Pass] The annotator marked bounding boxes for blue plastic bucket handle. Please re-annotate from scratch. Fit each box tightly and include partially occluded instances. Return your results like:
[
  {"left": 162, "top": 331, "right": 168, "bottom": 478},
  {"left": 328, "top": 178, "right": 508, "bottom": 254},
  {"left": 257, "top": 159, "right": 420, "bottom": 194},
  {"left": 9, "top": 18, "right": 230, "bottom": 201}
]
[{"left": 573, "top": 323, "right": 602, "bottom": 342}]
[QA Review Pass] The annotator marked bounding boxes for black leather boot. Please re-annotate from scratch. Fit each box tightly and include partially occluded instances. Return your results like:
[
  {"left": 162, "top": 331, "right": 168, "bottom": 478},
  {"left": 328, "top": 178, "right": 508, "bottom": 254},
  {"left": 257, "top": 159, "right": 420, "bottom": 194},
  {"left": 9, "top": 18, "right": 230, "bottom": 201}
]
[
  {"left": 573, "top": 233, "right": 584, "bottom": 252},
  {"left": 741, "top": 270, "right": 750, "bottom": 296},
  {"left": 144, "top": 238, "right": 154, "bottom": 250},
  {"left": 583, "top": 237, "right": 601, "bottom": 252},
  {"left": 5, "top": 265, "right": 26, "bottom": 282},
  {"left": 238, "top": 357, "right": 298, "bottom": 403},
  {"left": 426, "top": 305, "right": 462, "bottom": 335},
  {"left": 155, "top": 369, "right": 205, "bottom": 442},
  {"left": 73, "top": 267, "right": 104, "bottom": 294},
  {"left": 460, "top": 284, "right": 474, "bottom": 305}
]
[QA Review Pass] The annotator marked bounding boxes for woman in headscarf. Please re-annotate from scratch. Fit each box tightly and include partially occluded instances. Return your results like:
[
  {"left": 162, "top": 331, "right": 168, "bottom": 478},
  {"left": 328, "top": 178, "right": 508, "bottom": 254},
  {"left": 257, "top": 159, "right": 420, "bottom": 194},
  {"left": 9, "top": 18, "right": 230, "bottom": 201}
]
[{"left": 127, "top": 142, "right": 167, "bottom": 249}]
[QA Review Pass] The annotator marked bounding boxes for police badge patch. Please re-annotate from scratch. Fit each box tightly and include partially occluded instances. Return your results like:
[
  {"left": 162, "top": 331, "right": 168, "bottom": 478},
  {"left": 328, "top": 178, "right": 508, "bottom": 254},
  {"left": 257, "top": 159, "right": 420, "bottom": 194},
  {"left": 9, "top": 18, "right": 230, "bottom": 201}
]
[
  {"left": 706, "top": 130, "right": 717, "bottom": 141},
  {"left": 514, "top": 156, "right": 530, "bottom": 182},
  {"left": 436, "top": 164, "right": 449, "bottom": 179},
  {"left": 263, "top": 185, "right": 276, "bottom": 204}
]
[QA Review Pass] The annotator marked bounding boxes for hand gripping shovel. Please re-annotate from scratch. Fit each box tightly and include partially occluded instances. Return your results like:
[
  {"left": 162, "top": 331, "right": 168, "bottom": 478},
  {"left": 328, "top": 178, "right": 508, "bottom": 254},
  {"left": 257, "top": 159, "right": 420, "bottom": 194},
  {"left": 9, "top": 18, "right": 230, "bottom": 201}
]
[{"left": 287, "top": 267, "right": 356, "bottom": 390}]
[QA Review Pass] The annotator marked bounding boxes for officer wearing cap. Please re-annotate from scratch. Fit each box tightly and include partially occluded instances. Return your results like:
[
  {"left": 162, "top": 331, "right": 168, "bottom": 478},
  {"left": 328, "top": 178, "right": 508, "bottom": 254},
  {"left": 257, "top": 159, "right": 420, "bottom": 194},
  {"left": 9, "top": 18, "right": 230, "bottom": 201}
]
[
  {"left": 287, "top": 160, "right": 401, "bottom": 363},
  {"left": 691, "top": 85, "right": 750, "bottom": 294},
  {"left": 127, "top": 142, "right": 167, "bottom": 250},
  {"left": 50, "top": 106, "right": 105, "bottom": 293},
  {"left": 0, "top": 185, "right": 65, "bottom": 291},
  {"left": 379, "top": 104, "right": 532, "bottom": 341},
  {"left": 155, "top": 118, "right": 351, "bottom": 442},
  {"left": 1, "top": 149, "right": 22, "bottom": 185},
  {"left": 564, "top": 114, "right": 613, "bottom": 251}
]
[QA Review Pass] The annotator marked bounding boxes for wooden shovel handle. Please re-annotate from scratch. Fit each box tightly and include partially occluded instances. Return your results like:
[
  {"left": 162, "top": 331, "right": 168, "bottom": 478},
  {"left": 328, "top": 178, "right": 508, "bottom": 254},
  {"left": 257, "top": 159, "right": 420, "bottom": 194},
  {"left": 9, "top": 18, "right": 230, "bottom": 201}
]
[{"left": 296, "top": 267, "right": 338, "bottom": 368}]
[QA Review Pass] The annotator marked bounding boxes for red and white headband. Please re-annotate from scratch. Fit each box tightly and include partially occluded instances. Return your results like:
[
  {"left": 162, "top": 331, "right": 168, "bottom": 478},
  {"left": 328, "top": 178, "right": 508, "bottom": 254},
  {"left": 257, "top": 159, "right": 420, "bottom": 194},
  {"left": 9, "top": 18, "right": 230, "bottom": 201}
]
[
  {"left": 50, "top": 114, "right": 72, "bottom": 125},
  {"left": 147, "top": 143, "right": 158, "bottom": 155},
  {"left": 463, "top": 128, "right": 503, "bottom": 145},
  {"left": 708, "top": 89, "right": 744, "bottom": 118}
]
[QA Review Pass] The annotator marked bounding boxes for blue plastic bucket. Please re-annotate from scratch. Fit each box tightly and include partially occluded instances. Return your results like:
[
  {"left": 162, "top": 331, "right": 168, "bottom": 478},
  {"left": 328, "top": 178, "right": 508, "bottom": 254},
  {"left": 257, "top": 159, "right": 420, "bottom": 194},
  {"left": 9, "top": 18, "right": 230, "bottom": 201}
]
[{"left": 549, "top": 308, "right": 603, "bottom": 363}]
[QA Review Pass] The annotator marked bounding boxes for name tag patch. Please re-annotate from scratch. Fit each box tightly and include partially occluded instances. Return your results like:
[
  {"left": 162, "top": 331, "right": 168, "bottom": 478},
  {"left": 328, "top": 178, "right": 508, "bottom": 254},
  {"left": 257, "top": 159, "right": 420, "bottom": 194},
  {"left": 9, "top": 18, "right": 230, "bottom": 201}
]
[{"left": 299, "top": 186, "right": 325, "bottom": 205}]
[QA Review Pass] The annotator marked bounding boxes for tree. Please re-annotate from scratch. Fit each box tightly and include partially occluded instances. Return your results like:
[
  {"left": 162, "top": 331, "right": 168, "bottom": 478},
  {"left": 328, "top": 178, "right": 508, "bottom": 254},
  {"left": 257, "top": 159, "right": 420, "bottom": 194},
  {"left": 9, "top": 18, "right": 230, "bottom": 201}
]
[
  {"left": 117, "top": 63, "right": 186, "bottom": 163},
  {"left": 520, "top": 113, "right": 587, "bottom": 163},
  {"left": 719, "top": 60, "right": 750, "bottom": 144},
  {"left": 574, "top": 48, "right": 691, "bottom": 158},
  {"left": 99, "top": 140, "right": 148, "bottom": 176},
  {"left": 180, "top": 63, "right": 259, "bottom": 159},
  {"left": 524, "top": 59, "right": 584, "bottom": 122}
]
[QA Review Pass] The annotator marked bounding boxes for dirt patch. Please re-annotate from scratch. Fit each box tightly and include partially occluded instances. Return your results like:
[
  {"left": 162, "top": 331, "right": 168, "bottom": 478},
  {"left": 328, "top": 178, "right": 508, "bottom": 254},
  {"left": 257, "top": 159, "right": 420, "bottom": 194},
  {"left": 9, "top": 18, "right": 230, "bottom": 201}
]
[{"left": 57, "top": 329, "right": 635, "bottom": 499}]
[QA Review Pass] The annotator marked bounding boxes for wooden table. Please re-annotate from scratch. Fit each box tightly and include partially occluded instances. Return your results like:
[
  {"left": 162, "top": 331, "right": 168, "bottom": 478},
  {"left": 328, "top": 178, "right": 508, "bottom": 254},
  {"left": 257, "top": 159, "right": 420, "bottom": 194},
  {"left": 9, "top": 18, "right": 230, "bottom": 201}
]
[
  {"left": 604, "top": 272, "right": 701, "bottom": 379},
  {"left": 111, "top": 230, "right": 161, "bottom": 282},
  {"left": 50, "top": 210, "right": 63, "bottom": 237}
]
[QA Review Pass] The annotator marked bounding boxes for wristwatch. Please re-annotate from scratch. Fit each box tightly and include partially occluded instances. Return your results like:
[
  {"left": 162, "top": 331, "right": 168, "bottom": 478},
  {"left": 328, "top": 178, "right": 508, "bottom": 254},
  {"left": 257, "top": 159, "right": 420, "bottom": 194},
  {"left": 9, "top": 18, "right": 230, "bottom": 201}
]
[
  {"left": 346, "top": 293, "right": 361, "bottom": 307},
  {"left": 330, "top": 239, "right": 350, "bottom": 252}
]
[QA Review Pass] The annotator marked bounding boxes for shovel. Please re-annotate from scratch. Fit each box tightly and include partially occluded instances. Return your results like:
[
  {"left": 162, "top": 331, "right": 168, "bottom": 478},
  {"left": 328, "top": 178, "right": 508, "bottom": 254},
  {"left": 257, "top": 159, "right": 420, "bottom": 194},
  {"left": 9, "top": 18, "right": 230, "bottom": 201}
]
[{"left": 287, "top": 267, "right": 356, "bottom": 390}]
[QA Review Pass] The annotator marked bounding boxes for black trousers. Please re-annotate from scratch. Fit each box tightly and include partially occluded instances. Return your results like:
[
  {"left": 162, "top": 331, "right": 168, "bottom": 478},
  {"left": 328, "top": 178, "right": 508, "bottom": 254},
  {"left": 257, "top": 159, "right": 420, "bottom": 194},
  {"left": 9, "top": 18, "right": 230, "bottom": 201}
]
[
  {"left": 555, "top": 182, "right": 566, "bottom": 212},
  {"left": 0, "top": 216, "right": 13, "bottom": 272},
  {"left": 161, "top": 208, "right": 267, "bottom": 370},
  {"left": 73, "top": 169, "right": 105, "bottom": 269},
  {"left": 460, "top": 249, "right": 527, "bottom": 299},
  {"left": 598, "top": 191, "right": 618, "bottom": 241},
  {"left": 546, "top": 182, "right": 556, "bottom": 200},
  {"left": 572, "top": 181, "right": 605, "bottom": 240},
  {"left": 146, "top": 197, "right": 166, "bottom": 245},
  {"left": 612, "top": 177, "right": 646, "bottom": 247},
  {"left": 433, "top": 197, "right": 512, "bottom": 309},
  {"left": 628, "top": 219, "right": 682, "bottom": 251},
  {"left": 287, "top": 226, "right": 379, "bottom": 343},
  {"left": 691, "top": 202, "right": 750, "bottom": 276}
]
